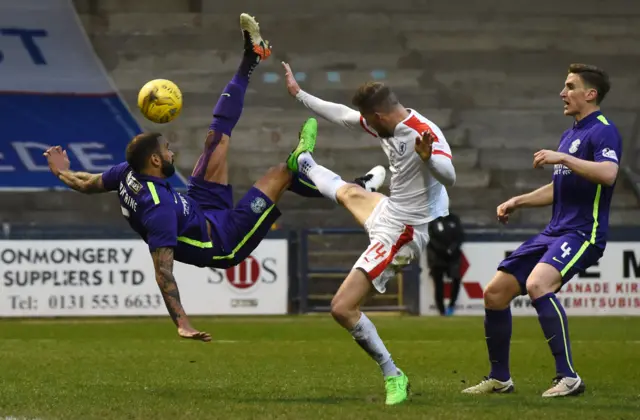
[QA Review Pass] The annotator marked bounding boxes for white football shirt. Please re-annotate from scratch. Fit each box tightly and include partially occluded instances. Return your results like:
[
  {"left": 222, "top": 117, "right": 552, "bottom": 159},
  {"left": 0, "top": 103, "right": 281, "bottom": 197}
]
[{"left": 360, "top": 109, "right": 452, "bottom": 226}]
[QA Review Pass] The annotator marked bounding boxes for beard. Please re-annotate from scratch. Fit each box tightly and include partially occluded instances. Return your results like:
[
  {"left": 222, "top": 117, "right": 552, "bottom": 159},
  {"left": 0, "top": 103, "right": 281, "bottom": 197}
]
[{"left": 161, "top": 158, "right": 176, "bottom": 177}]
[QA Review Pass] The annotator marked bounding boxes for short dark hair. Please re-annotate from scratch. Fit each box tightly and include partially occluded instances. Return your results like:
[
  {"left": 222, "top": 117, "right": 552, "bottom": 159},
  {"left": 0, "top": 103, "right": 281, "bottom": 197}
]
[
  {"left": 125, "top": 132, "right": 162, "bottom": 172},
  {"left": 351, "top": 82, "right": 399, "bottom": 113},
  {"left": 568, "top": 63, "right": 610, "bottom": 105}
]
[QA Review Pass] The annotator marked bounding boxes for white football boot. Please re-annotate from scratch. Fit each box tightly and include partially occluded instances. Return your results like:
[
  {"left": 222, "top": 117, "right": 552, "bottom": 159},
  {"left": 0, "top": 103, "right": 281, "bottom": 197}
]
[
  {"left": 354, "top": 165, "right": 386, "bottom": 192},
  {"left": 542, "top": 375, "right": 585, "bottom": 398},
  {"left": 462, "top": 376, "right": 515, "bottom": 394},
  {"left": 240, "top": 13, "right": 271, "bottom": 62}
]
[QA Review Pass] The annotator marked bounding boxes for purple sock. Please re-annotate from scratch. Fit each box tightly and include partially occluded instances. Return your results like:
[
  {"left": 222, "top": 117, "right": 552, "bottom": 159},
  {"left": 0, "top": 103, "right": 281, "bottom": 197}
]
[
  {"left": 288, "top": 173, "right": 324, "bottom": 198},
  {"left": 209, "top": 75, "right": 248, "bottom": 137},
  {"left": 485, "top": 308, "right": 512, "bottom": 381},
  {"left": 532, "top": 293, "right": 577, "bottom": 378},
  {"left": 208, "top": 49, "right": 261, "bottom": 136}
]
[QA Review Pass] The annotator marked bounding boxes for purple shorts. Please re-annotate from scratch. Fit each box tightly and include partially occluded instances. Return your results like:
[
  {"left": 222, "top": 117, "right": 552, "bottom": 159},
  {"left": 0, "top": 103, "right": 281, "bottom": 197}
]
[
  {"left": 187, "top": 176, "right": 281, "bottom": 268},
  {"left": 498, "top": 232, "right": 603, "bottom": 295}
]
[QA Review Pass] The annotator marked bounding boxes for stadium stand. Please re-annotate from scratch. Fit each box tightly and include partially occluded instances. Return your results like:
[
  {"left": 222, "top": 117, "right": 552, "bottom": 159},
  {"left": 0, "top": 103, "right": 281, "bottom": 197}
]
[{"left": 62, "top": 0, "right": 640, "bottom": 230}]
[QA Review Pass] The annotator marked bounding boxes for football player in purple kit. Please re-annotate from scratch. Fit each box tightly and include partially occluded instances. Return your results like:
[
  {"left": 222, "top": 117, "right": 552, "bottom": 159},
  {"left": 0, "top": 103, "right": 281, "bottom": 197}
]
[
  {"left": 463, "top": 64, "right": 622, "bottom": 397},
  {"left": 44, "top": 14, "right": 385, "bottom": 342}
]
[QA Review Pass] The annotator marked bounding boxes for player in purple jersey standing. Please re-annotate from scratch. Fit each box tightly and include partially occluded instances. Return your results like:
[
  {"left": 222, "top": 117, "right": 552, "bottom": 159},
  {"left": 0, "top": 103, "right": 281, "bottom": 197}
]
[
  {"left": 462, "top": 64, "right": 622, "bottom": 397},
  {"left": 44, "top": 14, "right": 384, "bottom": 342}
]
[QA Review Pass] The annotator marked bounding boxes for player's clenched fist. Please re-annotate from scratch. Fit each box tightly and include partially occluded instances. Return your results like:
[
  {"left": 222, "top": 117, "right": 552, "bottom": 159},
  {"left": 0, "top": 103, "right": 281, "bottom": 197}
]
[
  {"left": 282, "top": 62, "right": 301, "bottom": 97},
  {"left": 533, "top": 149, "right": 566, "bottom": 168},
  {"left": 496, "top": 197, "right": 518, "bottom": 224}
]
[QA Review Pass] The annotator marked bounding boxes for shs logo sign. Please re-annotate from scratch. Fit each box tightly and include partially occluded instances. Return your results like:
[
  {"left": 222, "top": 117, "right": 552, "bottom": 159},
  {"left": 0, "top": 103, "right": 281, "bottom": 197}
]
[
  {"left": 207, "top": 256, "right": 279, "bottom": 292},
  {"left": 189, "top": 239, "right": 289, "bottom": 314}
]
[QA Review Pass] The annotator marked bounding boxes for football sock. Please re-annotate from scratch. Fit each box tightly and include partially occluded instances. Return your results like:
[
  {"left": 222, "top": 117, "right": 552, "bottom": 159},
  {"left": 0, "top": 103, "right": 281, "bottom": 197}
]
[
  {"left": 350, "top": 313, "right": 399, "bottom": 378},
  {"left": 209, "top": 75, "right": 247, "bottom": 137},
  {"left": 298, "top": 153, "right": 346, "bottom": 203},
  {"left": 485, "top": 308, "right": 512, "bottom": 381},
  {"left": 532, "top": 293, "right": 577, "bottom": 378},
  {"left": 237, "top": 50, "right": 260, "bottom": 81},
  {"left": 193, "top": 57, "right": 251, "bottom": 178}
]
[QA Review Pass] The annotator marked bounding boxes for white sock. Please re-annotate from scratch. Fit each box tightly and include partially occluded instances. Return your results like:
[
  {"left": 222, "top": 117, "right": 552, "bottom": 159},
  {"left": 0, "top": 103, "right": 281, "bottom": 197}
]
[
  {"left": 350, "top": 313, "right": 399, "bottom": 378},
  {"left": 298, "top": 153, "right": 346, "bottom": 203}
]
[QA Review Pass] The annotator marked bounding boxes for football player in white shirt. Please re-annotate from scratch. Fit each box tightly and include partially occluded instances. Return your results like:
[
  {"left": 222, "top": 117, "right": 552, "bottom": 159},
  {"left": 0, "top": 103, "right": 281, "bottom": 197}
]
[{"left": 282, "top": 62, "right": 456, "bottom": 405}]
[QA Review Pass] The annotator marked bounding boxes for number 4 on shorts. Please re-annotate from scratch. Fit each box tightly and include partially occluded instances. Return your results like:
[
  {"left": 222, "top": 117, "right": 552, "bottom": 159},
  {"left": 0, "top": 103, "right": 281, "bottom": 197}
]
[{"left": 560, "top": 241, "right": 572, "bottom": 259}]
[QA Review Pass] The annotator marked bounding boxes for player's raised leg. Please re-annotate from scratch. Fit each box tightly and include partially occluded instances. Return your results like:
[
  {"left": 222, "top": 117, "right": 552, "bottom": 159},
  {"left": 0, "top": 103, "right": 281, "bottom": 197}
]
[
  {"left": 208, "top": 118, "right": 321, "bottom": 267},
  {"left": 331, "top": 268, "right": 410, "bottom": 406},
  {"left": 286, "top": 122, "right": 386, "bottom": 226},
  {"left": 234, "top": 117, "right": 385, "bottom": 214},
  {"left": 191, "top": 13, "right": 271, "bottom": 184}
]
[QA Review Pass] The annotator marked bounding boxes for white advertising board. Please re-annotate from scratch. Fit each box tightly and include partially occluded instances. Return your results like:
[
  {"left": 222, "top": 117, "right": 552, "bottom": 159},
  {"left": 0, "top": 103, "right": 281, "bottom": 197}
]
[
  {"left": 0, "top": 239, "right": 289, "bottom": 317},
  {"left": 420, "top": 242, "right": 640, "bottom": 316}
]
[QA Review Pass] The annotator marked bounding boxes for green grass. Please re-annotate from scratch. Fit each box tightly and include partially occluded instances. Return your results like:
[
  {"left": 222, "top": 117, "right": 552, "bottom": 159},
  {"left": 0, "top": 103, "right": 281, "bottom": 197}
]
[{"left": 1, "top": 316, "right": 639, "bottom": 419}]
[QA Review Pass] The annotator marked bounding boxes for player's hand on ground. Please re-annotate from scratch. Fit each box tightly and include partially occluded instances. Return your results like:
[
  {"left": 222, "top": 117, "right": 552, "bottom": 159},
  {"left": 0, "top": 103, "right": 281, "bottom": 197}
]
[
  {"left": 178, "top": 326, "right": 212, "bottom": 342},
  {"left": 533, "top": 149, "right": 565, "bottom": 168},
  {"left": 497, "top": 198, "right": 518, "bottom": 224},
  {"left": 415, "top": 130, "right": 435, "bottom": 161},
  {"left": 282, "top": 62, "right": 301, "bottom": 97},
  {"left": 43, "top": 146, "right": 70, "bottom": 177}
]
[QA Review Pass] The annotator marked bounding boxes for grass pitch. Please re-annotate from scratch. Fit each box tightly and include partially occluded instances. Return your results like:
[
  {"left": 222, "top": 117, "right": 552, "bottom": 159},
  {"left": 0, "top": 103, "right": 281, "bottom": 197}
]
[{"left": 1, "top": 316, "right": 639, "bottom": 419}]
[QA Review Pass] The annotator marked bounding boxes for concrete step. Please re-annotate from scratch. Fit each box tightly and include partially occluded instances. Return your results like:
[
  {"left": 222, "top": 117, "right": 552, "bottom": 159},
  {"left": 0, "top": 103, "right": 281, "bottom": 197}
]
[
  {"left": 406, "top": 32, "right": 640, "bottom": 55},
  {"left": 161, "top": 107, "right": 455, "bottom": 134},
  {"left": 306, "top": 232, "right": 371, "bottom": 251},
  {"left": 490, "top": 169, "right": 554, "bottom": 190},
  {"left": 278, "top": 208, "right": 361, "bottom": 229},
  {"left": 609, "top": 209, "right": 640, "bottom": 225},
  {"left": 275, "top": 194, "right": 336, "bottom": 212},
  {"left": 392, "top": 15, "right": 640, "bottom": 36},
  {"left": 433, "top": 71, "right": 640, "bottom": 109},
  {"left": 113, "top": 67, "right": 435, "bottom": 94},
  {"left": 399, "top": 51, "right": 640, "bottom": 78},
  {"left": 452, "top": 169, "right": 491, "bottom": 189},
  {"left": 454, "top": 208, "right": 504, "bottom": 227},
  {"left": 461, "top": 110, "right": 637, "bottom": 151},
  {"left": 85, "top": 12, "right": 640, "bottom": 39},
  {"left": 74, "top": 0, "right": 192, "bottom": 13},
  {"left": 198, "top": 0, "right": 640, "bottom": 15},
  {"left": 119, "top": 87, "right": 443, "bottom": 119},
  {"left": 448, "top": 188, "right": 508, "bottom": 210},
  {"left": 92, "top": 26, "right": 400, "bottom": 56},
  {"left": 451, "top": 148, "right": 479, "bottom": 170},
  {"left": 0, "top": 192, "right": 119, "bottom": 213},
  {"left": 306, "top": 250, "right": 363, "bottom": 270},
  {"left": 478, "top": 149, "right": 543, "bottom": 171}
]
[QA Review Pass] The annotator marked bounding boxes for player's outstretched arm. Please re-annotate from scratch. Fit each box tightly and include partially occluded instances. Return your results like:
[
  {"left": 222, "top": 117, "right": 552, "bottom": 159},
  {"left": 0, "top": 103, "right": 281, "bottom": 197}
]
[
  {"left": 58, "top": 171, "right": 106, "bottom": 194},
  {"left": 44, "top": 146, "right": 107, "bottom": 194},
  {"left": 282, "top": 62, "right": 361, "bottom": 129},
  {"left": 513, "top": 182, "right": 554, "bottom": 208},
  {"left": 497, "top": 182, "right": 553, "bottom": 224},
  {"left": 151, "top": 247, "right": 211, "bottom": 342}
]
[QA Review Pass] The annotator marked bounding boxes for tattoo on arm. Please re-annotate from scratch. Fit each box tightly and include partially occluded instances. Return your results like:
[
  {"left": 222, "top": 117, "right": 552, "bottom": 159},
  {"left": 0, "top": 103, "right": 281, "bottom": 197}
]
[
  {"left": 58, "top": 171, "right": 106, "bottom": 194},
  {"left": 151, "top": 247, "right": 188, "bottom": 326}
]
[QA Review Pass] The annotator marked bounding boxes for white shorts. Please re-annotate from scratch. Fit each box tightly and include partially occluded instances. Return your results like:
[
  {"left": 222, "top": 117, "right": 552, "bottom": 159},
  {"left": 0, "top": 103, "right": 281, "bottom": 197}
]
[{"left": 353, "top": 198, "right": 430, "bottom": 293}]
